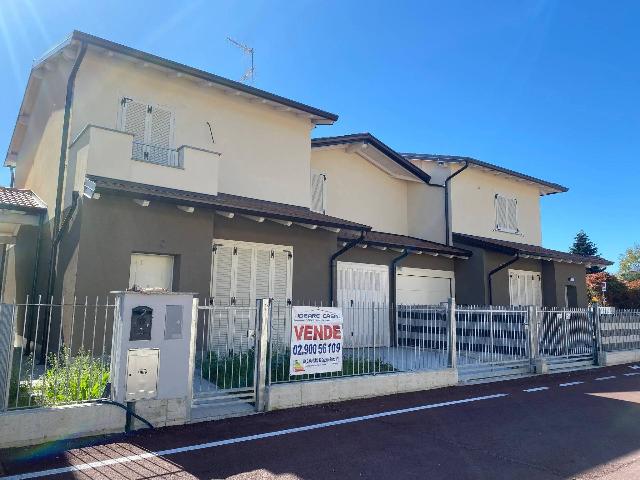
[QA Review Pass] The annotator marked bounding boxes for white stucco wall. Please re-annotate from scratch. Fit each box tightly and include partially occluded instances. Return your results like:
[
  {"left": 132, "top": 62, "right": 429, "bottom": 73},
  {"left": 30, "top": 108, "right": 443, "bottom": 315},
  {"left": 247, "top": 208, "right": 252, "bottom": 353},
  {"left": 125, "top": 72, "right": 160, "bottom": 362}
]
[
  {"left": 449, "top": 166, "right": 542, "bottom": 245},
  {"left": 311, "top": 148, "right": 409, "bottom": 235},
  {"left": 70, "top": 51, "right": 315, "bottom": 207}
]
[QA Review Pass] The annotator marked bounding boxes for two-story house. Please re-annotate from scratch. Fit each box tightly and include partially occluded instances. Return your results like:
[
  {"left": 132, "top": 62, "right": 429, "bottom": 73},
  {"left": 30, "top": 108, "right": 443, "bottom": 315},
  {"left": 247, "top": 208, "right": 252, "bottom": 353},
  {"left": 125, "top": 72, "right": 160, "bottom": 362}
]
[
  {"left": 1, "top": 29, "right": 610, "bottom": 339},
  {"left": 404, "top": 153, "right": 611, "bottom": 307}
]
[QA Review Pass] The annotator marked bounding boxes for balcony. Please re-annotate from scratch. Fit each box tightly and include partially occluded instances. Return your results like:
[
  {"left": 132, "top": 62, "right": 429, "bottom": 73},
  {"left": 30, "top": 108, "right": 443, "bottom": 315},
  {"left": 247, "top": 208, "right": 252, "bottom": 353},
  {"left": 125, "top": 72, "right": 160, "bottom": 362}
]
[{"left": 68, "top": 125, "right": 220, "bottom": 198}]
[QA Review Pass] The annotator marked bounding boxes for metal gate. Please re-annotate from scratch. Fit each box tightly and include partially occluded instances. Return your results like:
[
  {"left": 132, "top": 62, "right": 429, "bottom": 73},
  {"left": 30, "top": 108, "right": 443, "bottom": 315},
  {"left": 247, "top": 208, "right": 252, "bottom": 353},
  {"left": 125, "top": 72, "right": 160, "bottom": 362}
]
[
  {"left": 455, "top": 305, "right": 532, "bottom": 382},
  {"left": 537, "top": 308, "right": 596, "bottom": 372},
  {"left": 192, "top": 303, "right": 268, "bottom": 420}
]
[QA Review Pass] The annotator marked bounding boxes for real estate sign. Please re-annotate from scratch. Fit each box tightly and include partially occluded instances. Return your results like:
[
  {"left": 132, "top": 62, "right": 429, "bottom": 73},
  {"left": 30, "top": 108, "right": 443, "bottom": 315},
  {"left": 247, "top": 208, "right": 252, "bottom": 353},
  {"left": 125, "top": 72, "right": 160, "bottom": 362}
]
[{"left": 289, "top": 306, "right": 343, "bottom": 376}]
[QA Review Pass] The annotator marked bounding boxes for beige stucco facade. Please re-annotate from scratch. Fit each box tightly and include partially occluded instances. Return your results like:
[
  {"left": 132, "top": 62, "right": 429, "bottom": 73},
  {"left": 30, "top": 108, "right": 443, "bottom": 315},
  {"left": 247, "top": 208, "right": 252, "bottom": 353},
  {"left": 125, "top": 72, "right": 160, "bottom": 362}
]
[
  {"left": 311, "top": 148, "right": 409, "bottom": 235},
  {"left": 67, "top": 51, "right": 315, "bottom": 208},
  {"left": 449, "top": 166, "right": 542, "bottom": 245}
]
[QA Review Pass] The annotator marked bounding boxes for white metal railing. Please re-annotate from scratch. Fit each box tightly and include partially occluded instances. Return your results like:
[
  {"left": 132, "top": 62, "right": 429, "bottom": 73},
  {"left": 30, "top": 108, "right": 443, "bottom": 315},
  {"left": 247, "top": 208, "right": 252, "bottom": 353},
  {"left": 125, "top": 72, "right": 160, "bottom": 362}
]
[
  {"left": 5, "top": 297, "right": 116, "bottom": 411},
  {"left": 131, "top": 141, "right": 181, "bottom": 168}
]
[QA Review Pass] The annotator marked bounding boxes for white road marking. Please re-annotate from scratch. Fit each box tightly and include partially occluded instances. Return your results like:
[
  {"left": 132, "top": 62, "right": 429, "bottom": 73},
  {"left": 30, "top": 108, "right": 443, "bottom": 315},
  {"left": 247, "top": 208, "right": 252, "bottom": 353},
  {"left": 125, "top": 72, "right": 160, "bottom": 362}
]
[
  {"left": 628, "top": 365, "right": 640, "bottom": 370},
  {"left": 595, "top": 376, "right": 617, "bottom": 381},
  {"left": 559, "top": 381, "right": 584, "bottom": 387},
  {"left": 1, "top": 393, "right": 509, "bottom": 480},
  {"left": 523, "top": 387, "right": 549, "bottom": 392},
  {"left": 624, "top": 372, "right": 640, "bottom": 376}
]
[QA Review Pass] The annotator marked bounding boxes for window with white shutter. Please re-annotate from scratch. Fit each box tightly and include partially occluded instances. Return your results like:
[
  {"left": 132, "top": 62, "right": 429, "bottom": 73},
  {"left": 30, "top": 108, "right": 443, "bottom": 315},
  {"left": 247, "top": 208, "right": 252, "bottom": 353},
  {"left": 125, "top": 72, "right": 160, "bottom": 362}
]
[
  {"left": 508, "top": 270, "right": 542, "bottom": 306},
  {"left": 495, "top": 194, "right": 518, "bottom": 233},
  {"left": 120, "top": 98, "right": 177, "bottom": 167},
  {"left": 310, "top": 171, "right": 326, "bottom": 213},
  {"left": 211, "top": 240, "right": 293, "bottom": 307}
]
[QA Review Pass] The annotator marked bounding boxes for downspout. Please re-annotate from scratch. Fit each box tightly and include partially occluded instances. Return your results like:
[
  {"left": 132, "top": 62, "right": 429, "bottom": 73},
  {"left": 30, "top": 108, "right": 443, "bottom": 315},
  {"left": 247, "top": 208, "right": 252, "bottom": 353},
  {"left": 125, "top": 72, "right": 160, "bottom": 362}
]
[
  {"left": 389, "top": 249, "right": 410, "bottom": 346},
  {"left": 24, "top": 211, "right": 45, "bottom": 355},
  {"left": 443, "top": 161, "right": 469, "bottom": 246},
  {"left": 45, "top": 42, "right": 87, "bottom": 304},
  {"left": 488, "top": 254, "right": 519, "bottom": 305},
  {"left": 40, "top": 191, "right": 79, "bottom": 361},
  {"left": 329, "top": 230, "right": 366, "bottom": 305}
]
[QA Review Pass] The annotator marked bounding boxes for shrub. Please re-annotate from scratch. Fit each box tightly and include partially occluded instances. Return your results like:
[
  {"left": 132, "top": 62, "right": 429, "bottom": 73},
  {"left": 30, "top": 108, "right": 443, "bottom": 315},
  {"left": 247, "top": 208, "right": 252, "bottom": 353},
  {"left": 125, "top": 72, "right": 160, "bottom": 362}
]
[{"left": 199, "top": 347, "right": 395, "bottom": 388}]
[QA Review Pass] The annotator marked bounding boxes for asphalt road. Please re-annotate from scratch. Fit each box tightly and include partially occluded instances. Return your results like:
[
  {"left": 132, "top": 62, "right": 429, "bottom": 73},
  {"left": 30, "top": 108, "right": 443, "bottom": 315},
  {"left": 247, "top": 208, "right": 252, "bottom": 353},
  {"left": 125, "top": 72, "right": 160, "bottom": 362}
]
[{"left": 2, "top": 364, "right": 640, "bottom": 480}]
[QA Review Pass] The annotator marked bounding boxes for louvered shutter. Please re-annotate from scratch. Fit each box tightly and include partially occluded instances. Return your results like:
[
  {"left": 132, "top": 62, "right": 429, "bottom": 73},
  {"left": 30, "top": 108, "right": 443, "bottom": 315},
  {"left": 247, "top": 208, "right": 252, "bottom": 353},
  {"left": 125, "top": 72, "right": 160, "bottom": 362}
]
[
  {"left": 272, "top": 250, "right": 291, "bottom": 305},
  {"left": 495, "top": 195, "right": 508, "bottom": 231},
  {"left": 254, "top": 249, "right": 271, "bottom": 301},
  {"left": 121, "top": 99, "right": 148, "bottom": 161},
  {"left": 148, "top": 106, "right": 173, "bottom": 166},
  {"left": 506, "top": 198, "right": 518, "bottom": 233},
  {"left": 234, "top": 246, "right": 254, "bottom": 307},
  {"left": 509, "top": 272, "right": 518, "bottom": 305},
  {"left": 212, "top": 245, "right": 233, "bottom": 306},
  {"left": 310, "top": 172, "right": 325, "bottom": 213}
]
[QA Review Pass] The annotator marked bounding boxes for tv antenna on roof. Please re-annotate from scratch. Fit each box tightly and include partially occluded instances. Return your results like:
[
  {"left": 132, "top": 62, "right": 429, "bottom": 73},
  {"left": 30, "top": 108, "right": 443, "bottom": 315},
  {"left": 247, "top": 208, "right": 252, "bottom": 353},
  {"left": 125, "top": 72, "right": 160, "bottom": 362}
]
[{"left": 227, "top": 37, "right": 255, "bottom": 84}]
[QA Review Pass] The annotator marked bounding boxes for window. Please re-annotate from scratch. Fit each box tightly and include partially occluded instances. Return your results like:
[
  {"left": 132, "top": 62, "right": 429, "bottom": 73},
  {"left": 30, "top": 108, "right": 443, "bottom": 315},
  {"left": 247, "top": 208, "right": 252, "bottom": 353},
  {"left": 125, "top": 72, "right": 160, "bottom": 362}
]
[
  {"left": 119, "top": 98, "right": 178, "bottom": 167},
  {"left": 310, "top": 171, "right": 326, "bottom": 214},
  {"left": 129, "top": 254, "right": 174, "bottom": 291},
  {"left": 508, "top": 270, "right": 542, "bottom": 306},
  {"left": 495, "top": 194, "right": 518, "bottom": 233}
]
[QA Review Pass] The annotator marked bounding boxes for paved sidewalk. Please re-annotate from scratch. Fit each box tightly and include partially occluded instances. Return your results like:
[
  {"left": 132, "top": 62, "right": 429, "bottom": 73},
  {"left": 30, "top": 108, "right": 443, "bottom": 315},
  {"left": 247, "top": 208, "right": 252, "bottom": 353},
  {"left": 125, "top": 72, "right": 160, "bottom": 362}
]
[{"left": 2, "top": 364, "right": 640, "bottom": 479}]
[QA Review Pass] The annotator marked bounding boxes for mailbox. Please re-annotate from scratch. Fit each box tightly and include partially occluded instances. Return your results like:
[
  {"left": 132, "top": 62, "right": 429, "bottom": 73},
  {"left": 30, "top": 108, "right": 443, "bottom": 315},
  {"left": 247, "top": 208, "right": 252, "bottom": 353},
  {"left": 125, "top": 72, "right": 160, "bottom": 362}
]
[{"left": 130, "top": 306, "right": 153, "bottom": 341}]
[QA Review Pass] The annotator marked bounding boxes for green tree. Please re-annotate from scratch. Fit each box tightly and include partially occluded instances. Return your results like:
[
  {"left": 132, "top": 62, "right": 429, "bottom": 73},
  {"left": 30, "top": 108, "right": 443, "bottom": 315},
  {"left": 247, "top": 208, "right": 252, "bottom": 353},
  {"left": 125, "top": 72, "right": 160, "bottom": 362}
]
[
  {"left": 619, "top": 244, "right": 640, "bottom": 281},
  {"left": 570, "top": 230, "right": 604, "bottom": 274}
]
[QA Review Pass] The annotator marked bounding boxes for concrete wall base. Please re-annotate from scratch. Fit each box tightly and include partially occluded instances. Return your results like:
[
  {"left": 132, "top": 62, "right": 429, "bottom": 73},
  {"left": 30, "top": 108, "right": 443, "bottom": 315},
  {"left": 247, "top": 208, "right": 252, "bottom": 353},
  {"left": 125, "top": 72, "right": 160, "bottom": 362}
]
[
  {"left": 598, "top": 350, "right": 640, "bottom": 367},
  {"left": 266, "top": 369, "right": 458, "bottom": 411},
  {"left": 131, "top": 397, "right": 189, "bottom": 429},
  {"left": 531, "top": 358, "right": 549, "bottom": 374},
  {"left": 0, "top": 403, "right": 125, "bottom": 449}
]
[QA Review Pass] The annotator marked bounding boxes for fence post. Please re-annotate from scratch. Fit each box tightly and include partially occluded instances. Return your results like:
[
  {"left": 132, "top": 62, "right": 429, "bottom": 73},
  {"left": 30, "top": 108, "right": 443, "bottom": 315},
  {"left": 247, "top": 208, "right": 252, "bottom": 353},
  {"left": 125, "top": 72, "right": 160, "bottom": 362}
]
[
  {"left": 591, "top": 305, "right": 602, "bottom": 366},
  {"left": 254, "top": 298, "right": 271, "bottom": 412},
  {"left": 447, "top": 297, "right": 457, "bottom": 369},
  {"left": 527, "top": 305, "right": 538, "bottom": 367}
]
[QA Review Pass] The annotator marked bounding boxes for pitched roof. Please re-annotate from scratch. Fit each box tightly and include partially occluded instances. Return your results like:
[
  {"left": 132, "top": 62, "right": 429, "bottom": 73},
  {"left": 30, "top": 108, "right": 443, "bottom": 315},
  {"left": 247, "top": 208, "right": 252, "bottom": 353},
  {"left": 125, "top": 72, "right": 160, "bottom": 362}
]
[
  {"left": 0, "top": 187, "right": 46, "bottom": 212},
  {"left": 88, "top": 176, "right": 370, "bottom": 232},
  {"left": 70, "top": 31, "right": 338, "bottom": 124},
  {"left": 339, "top": 230, "right": 471, "bottom": 258},
  {"left": 312, "top": 133, "right": 432, "bottom": 183},
  {"left": 402, "top": 153, "right": 568, "bottom": 195},
  {"left": 452, "top": 232, "right": 612, "bottom": 267}
]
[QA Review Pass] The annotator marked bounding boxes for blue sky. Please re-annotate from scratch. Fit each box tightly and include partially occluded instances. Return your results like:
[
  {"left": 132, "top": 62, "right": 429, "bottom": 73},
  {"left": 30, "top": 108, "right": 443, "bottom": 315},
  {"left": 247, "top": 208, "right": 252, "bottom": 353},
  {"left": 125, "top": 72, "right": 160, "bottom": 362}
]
[{"left": 1, "top": 0, "right": 638, "bottom": 269}]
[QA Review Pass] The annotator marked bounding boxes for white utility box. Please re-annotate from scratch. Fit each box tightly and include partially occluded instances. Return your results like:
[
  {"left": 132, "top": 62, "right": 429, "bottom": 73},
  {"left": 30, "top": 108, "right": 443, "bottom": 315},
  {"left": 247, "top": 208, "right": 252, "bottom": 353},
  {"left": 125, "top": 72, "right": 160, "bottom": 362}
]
[{"left": 110, "top": 291, "right": 197, "bottom": 405}]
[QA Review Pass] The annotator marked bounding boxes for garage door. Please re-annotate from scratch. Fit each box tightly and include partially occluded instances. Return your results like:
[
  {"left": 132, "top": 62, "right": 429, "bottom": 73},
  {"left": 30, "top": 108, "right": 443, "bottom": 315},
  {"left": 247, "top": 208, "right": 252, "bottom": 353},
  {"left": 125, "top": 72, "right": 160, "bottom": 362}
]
[
  {"left": 396, "top": 267, "right": 453, "bottom": 305},
  {"left": 336, "top": 262, "right": 389, "bottom": 347}
]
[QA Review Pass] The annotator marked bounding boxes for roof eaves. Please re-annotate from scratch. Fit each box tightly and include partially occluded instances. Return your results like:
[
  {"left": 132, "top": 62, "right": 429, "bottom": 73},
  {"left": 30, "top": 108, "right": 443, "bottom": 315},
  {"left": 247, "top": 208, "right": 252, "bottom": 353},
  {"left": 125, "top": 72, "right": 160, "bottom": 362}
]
[
  {"left": 71, "top": 31, "right": 338, "bottom": 123},
  {"left": 403, "top": 153, "right": 568, "bottom": 194},
  {"left": 312, "top": 133, "right": 432, "bottom": 184}
]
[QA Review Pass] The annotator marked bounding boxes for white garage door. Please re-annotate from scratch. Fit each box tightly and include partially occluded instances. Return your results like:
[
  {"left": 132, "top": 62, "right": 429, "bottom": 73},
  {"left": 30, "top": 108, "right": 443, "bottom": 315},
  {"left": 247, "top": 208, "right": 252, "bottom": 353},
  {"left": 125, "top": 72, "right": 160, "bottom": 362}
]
[
  {"left": 396, "top": 267, "right": 453, "bottom": 306},
  {"left": 337, "top": 261, "right": 389, "bottom": 347}
]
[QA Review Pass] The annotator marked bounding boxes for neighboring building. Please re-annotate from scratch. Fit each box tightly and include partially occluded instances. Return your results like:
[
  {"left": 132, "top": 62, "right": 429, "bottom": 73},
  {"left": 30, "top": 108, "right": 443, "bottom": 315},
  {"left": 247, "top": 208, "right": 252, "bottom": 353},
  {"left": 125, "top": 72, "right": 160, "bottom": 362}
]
[
  {"left": 404, "top": 153, "right": 611, "bottom": 307},
  {"left": 1, "top": 28, "right": 610, "bottom": 340}
]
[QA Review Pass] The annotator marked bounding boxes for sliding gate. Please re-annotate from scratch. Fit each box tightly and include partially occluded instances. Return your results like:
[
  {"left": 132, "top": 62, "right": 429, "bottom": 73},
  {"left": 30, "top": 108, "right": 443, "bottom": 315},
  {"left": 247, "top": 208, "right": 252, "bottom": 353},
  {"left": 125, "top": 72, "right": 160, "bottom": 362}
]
[
  {"left": 537, "top": 308, "right": 596, "bottom": 372},
  {"left": 455, "top": 306, "right": 531, "bottom": 382}
]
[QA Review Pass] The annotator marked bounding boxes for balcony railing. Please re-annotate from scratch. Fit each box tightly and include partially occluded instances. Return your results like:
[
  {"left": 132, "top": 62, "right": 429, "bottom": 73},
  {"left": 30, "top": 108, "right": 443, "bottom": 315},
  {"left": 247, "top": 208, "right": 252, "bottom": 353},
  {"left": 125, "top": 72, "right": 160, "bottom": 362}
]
[{"left": 132, "top": 141, "right": 181, "bottom": 168}]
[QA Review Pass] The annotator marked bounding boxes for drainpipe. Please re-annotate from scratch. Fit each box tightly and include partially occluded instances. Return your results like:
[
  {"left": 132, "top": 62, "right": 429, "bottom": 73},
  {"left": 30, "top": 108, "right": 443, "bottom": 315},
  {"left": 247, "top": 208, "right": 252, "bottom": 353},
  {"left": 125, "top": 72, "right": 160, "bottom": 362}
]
[
  {"left": 488, "top": 254, "right": 519, "bottom": 305},
  {"left": 389, "top": 249, "right": 410, "bottom": 306},
  {"left": 24, "top": 211, "right": 45, "bottom": 355},
  {"left": 40, "top": 191, "right": 80, "bottom": 361},
  {"left": 443, "top": 161, "right": 469, "bottom": 246},
  {"left": 329, "top": 230, "right": 366, "bottom": 305},
  {"left": 45, "top": 42, "right": 87, "bottom": 306}
]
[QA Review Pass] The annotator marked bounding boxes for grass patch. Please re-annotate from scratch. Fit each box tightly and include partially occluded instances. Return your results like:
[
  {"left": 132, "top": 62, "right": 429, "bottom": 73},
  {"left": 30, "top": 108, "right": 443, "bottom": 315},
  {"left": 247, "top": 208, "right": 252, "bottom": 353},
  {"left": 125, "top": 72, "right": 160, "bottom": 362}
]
[
  {"left": 8, "top": 348, "right": 109, "bottom": 409},
  {"left": 199, "top": 348, "right": 395, "bottom": 388}
]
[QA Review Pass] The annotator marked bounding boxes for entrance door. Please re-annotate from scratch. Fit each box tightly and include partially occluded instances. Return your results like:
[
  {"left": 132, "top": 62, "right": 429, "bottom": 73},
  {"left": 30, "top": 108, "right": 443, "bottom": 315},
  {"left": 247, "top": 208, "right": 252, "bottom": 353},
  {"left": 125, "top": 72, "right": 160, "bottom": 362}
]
[
  {"left": 565, "top": 285, "right": 578, "bottom": 308},
  {"left": 396, "top": 267, "right": 453, "bottom": 305},
  {"left": 336, "top": 261, "right": 389, "bottom": 347}
]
